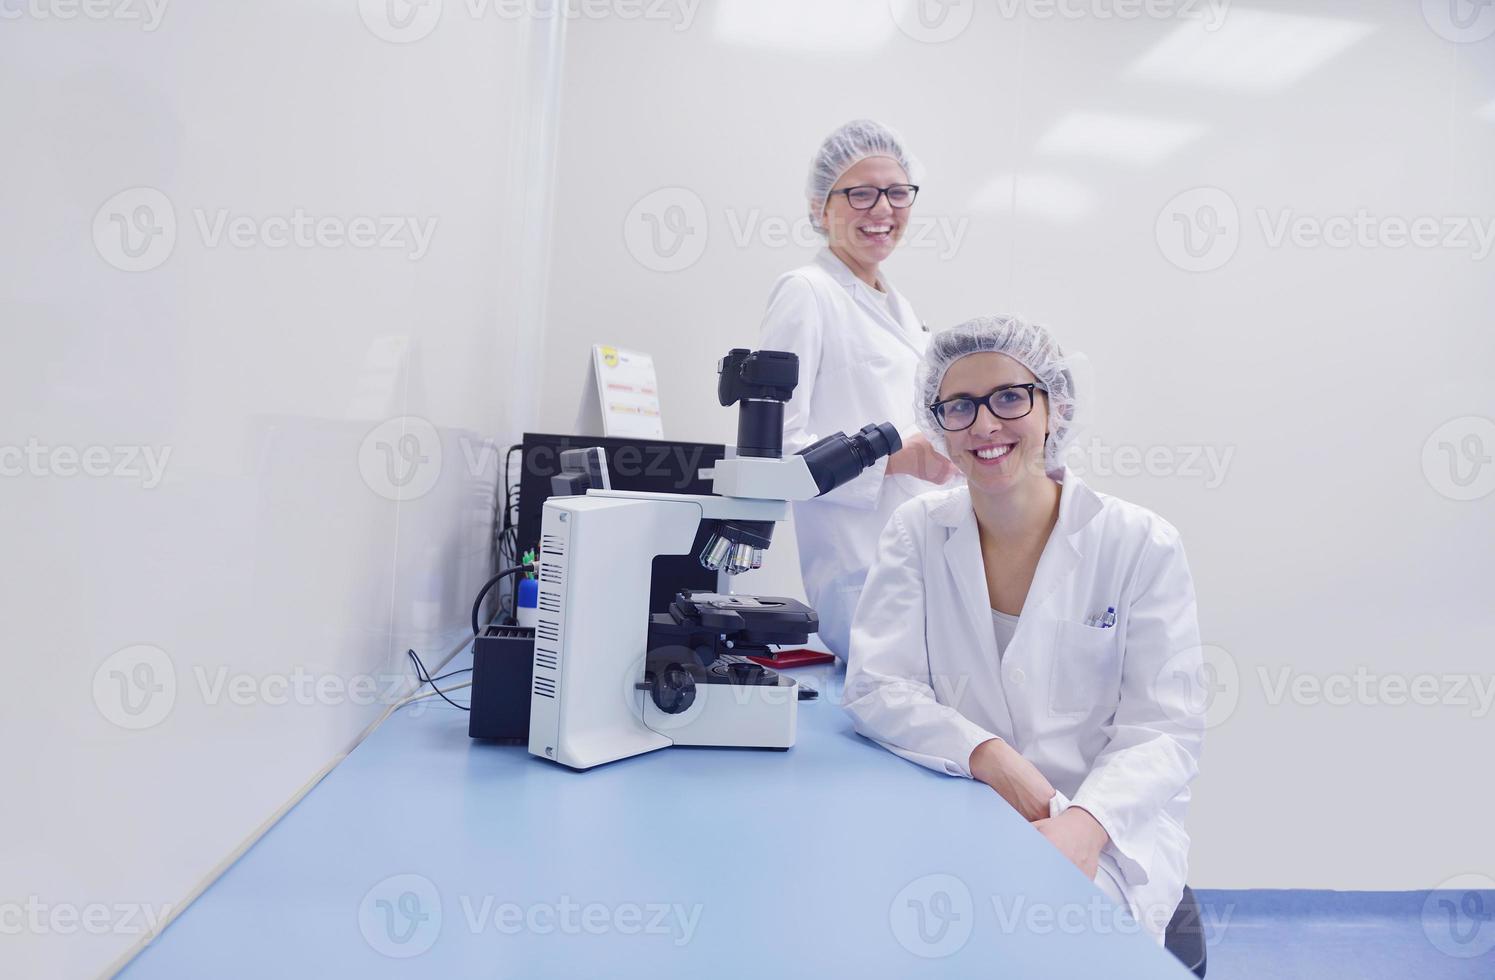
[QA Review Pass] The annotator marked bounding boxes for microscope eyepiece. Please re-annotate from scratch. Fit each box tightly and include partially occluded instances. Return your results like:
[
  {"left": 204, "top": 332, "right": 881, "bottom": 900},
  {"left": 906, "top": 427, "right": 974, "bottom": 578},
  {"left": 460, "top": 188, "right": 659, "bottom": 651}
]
[
  {"left": 850, "top": 421, "right": 901, "bottom": 466},
  {"left": 795, "top": 422, "right": 903, "bottom": 498}
]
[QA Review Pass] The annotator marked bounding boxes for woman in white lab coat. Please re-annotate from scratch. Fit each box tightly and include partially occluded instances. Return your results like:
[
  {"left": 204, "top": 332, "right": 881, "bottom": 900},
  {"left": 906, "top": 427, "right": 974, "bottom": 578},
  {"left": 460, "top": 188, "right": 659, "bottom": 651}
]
[
  {"left": 842, "top": 315, "right": 1206, "bottom": 942},
  {"left": 760, "top": 120, "right": 956, "bottom": 661}
]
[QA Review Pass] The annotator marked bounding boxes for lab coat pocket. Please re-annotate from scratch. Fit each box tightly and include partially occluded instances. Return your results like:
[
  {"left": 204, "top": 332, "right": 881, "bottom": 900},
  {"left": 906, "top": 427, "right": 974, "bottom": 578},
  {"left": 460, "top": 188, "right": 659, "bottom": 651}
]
[{"left": 1049, "top": 620, "right": 1123, "bottom": 716}]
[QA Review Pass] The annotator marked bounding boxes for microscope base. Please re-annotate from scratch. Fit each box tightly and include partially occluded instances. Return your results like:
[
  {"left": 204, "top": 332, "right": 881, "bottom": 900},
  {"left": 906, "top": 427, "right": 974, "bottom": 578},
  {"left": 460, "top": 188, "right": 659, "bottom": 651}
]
[{"left": 641, "top": 672, "right": 798, "bottom": 749}]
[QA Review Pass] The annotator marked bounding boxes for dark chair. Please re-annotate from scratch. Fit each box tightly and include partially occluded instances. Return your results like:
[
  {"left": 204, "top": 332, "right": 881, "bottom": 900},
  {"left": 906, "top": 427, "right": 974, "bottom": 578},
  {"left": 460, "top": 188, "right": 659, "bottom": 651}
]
[{"left": 1164, "top": 885, "right": 1207, "bottom": 977}]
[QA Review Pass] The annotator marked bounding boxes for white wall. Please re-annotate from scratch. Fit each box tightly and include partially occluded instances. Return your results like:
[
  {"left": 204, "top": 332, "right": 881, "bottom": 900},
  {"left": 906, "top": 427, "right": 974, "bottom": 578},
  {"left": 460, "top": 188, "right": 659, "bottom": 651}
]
[
  {"left": 539, "top": 0, "right": 1495, "bottom": 888},
  {"left": 0, "top": 5, "right": 562, "bottom": 978}
]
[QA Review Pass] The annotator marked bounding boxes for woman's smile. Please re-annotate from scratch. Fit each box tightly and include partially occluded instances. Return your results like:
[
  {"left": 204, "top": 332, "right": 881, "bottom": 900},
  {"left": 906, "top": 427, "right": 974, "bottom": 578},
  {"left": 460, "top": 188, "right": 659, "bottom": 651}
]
[{"left": 969, "top": 441, "right": 1017, "bottom": 465}]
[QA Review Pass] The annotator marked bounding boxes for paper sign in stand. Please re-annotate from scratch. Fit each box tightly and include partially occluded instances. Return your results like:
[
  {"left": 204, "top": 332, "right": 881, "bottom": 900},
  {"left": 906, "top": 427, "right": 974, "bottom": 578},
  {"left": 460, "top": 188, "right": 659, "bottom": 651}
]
[{"left": 574, "top": 345, "right": 664, "bottom": 439}]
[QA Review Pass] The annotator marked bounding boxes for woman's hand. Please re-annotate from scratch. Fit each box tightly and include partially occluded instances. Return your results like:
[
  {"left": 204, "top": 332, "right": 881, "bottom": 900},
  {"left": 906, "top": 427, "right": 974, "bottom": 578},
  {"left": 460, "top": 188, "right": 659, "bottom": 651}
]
[
  {"left": 969, "top": 738, "right": 1054, "bottom": 822},
  {"left": 1032, "top": 807, "right": 1110, "bottom": 879},
  {"left": 886, "top": 433, "right": 959, "bottom": 484}
]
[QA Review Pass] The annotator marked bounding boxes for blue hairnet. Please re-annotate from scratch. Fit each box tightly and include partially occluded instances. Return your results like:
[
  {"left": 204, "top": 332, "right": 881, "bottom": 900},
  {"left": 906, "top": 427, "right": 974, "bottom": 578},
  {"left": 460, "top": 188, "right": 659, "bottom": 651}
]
[
  {"left": 805, "top": 119, "right": 919, "bottom": 235},
  {"left": 914, "top": 315, "right": 1083, "bottom": 477}
]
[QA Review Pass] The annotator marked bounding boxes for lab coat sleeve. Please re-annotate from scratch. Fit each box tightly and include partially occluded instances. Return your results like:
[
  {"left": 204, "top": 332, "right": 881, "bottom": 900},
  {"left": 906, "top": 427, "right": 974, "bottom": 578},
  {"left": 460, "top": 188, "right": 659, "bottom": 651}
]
[
  {"left": 1067, "top": 524, "right": 1205, "bottom": 886},
  {"left": 841, "top": 507, "right": 998, "bottom": 776},
  {"left": 758, "top": 273, "right": 888, "bottom": 511}
]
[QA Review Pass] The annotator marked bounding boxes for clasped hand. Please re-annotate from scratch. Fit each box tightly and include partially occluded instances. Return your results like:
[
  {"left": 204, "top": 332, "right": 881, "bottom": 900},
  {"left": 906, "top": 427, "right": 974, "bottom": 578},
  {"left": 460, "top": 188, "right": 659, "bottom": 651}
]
[{"left": 969, "top": 738, "right": 1109, "bottom": 877}]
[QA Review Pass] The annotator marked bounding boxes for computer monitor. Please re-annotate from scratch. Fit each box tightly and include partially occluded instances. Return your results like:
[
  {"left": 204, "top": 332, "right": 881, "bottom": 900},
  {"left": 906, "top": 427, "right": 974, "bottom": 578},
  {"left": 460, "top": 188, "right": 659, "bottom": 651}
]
[{"left": 515, "top": 433, "right": 728, "bottom": 614}]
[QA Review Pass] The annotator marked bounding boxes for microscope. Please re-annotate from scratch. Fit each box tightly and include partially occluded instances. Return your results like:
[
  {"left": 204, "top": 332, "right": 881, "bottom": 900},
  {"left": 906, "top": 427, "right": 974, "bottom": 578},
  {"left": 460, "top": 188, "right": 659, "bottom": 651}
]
[{"left": 527, "top": 348, "right": 901, "bottom": 770}]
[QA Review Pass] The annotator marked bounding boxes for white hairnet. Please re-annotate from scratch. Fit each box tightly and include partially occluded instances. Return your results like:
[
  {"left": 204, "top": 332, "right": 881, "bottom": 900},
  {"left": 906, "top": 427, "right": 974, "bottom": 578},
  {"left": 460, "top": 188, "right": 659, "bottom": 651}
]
[
  {"left": 914, "top": 315, "right": 1083, "bottom": 477},
  {"left": 805, "top": 119, "right": 919, "bottom": 235}
]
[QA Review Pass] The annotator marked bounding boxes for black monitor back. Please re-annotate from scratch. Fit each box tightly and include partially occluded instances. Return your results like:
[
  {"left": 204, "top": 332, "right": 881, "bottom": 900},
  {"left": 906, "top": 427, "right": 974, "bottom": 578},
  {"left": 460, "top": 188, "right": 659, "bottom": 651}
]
[{"left": 516, "top": 433, "right": 728, "bottom": 614}]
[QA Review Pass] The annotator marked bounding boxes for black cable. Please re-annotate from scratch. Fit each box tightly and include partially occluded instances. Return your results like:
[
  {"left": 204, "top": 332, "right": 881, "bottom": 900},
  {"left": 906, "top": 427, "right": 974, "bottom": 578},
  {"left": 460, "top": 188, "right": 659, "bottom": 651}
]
[
  {"left": 471, "top": 563, "right": 533, "bottom": 636},
  {"left": 407, "top": 649, "right": 469, "bottom": 711},
  {"left": 496, "top": 526, "right": 521, "bottom": 623},
  {"left": 503, "top": 446, "right": 522, "bottom": 529},
  {"left": 490, "top": 445, "right": 524, "bottom": 623},
  {"left": 432, "top": 667, "right": 473, "bottom": 683}
]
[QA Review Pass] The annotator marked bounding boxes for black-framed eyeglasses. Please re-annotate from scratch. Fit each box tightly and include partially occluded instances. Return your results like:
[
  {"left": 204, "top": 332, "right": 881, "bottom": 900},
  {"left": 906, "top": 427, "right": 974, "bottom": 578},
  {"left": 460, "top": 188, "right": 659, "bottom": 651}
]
[
  {"left": 832, "top": 184, "right": 920, "bottom": 210},
  {"left": 929, "top": 383, "right": 1047, "bottom": 431}
]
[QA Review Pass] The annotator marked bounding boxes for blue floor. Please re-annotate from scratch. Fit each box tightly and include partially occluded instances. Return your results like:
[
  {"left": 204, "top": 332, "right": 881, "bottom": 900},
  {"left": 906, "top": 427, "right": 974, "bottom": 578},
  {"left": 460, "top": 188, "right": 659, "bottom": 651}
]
[{"left": 1192, "top": 889, "right": 1495, "bottom": 979}]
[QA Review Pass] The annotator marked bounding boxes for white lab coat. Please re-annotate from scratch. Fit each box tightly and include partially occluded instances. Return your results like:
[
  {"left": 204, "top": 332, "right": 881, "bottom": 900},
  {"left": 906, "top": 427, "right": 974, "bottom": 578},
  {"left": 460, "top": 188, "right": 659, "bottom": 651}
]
[
  {"left": 842, "top": 471, "right": 1205, "bottom": 940},
  {"left": 759, "top": 249, "right": 937, "bottom": 659}
]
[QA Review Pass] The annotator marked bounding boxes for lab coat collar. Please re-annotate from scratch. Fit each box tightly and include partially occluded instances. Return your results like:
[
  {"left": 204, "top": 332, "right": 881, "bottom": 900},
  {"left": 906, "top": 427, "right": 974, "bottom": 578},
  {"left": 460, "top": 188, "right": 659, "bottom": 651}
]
[
  {"left": 928, "top": 467, "right": 1102, "bottom": 535},
  {"left": 938, "top": 469, "right": 1103, "bottom": 653},
  {"left": 814, "top": 249, "right": 922, "bottom": 353},
  {"left": 814, "top": 247, "right": 860, "bottom": 287}
]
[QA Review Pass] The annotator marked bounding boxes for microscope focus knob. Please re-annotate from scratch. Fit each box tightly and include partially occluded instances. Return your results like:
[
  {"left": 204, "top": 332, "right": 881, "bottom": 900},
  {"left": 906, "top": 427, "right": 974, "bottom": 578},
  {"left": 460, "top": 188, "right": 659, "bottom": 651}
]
[
  {"left": 728, "top": 661, "right": 765, "bottom": 684},
  {"left": 650, "top": 663, "right": 696, "bottom": 715}
]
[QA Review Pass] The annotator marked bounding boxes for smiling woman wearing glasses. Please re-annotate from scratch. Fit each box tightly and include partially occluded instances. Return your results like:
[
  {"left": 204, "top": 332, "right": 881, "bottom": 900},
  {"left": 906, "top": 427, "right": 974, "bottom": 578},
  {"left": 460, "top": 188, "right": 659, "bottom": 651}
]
[
  {"left": 759, "top": 119, "right": 958, "bottom": 663},
  {"left": 842, "top": 314, "right": 1207, "bottom": 945}
]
